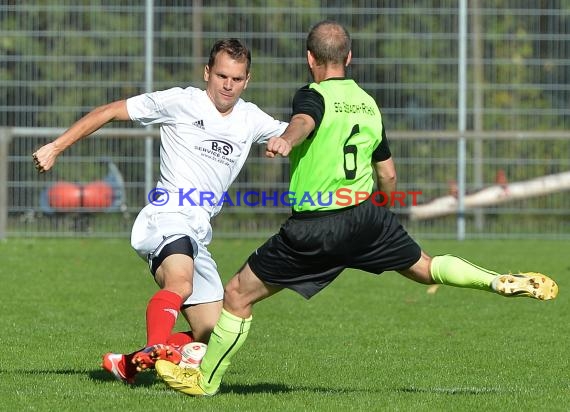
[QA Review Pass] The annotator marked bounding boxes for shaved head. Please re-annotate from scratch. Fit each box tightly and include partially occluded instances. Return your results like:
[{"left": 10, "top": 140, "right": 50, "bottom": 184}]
[{"left": 306, "top": 20, "right": 351, "bottom": 65}]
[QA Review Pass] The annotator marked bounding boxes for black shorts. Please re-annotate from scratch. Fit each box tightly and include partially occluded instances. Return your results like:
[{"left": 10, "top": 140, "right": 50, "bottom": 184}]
[{"left": 248, "top": 198, "right": 421, "bottom": 299}]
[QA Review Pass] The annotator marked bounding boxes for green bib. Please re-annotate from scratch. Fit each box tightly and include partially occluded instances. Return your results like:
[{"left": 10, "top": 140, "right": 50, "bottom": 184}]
[{"left": 289, "top": 79, "right": 384, "bottom": 212}]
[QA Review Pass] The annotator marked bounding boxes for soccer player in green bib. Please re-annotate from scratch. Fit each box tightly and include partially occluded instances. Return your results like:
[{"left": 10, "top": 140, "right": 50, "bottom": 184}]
[{"left": 155, "top": 20, "right": 558, "bottom": 396}]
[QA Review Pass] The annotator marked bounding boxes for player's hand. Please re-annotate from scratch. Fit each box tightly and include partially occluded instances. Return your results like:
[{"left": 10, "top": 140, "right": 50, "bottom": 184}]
[
  {"left": 265, "top": 136, "right": 292, "bottom": 158},
  {"left": 32, "top": 142, "right": 59, "bottom": 173}
]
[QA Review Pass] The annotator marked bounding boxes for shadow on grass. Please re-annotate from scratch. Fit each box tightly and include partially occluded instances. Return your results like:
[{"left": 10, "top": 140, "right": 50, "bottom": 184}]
[
  {"left": 397, "top": 386, "right": 501, "bottom": 395},
  {"left": 0, "top": 368, "right": 158, "bottom": 386},
  {"left": 88, "top": 371, "right": 294, "bottom": 393},
  {"left": 88, "top": 370, "right": 372, "bottom": 395},
  {"left": 88, "top": 369, "right": 160, "bottom": 387},
  {"left": 222, "top": 383, "right": 378, "bottom": 395},
  {"left": 1, "top": 369, "right": 503, "bottom": 397}
]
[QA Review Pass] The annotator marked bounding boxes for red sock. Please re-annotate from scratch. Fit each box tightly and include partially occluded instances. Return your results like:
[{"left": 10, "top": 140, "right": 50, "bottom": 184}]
[
  {"left": 145, "top": 290, "right": 183, "bottom": 346},
  {"left": 166, "top": 331, "right": 194, "bottom": 349}
]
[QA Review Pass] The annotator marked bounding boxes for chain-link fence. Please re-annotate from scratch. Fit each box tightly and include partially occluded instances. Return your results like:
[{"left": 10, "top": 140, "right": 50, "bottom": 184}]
[
  {"left": 4, "top": 127, "right": 569, "bottom": 239},
  {"left": 1, "top": 1, "right": 569, "bottom": 239}
]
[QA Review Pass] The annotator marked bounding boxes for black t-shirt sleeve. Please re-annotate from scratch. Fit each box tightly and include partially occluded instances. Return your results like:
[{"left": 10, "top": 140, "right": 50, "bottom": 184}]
[
  {"left": 291, "top": 85, "right": 325, "bottom": 129},
  {"left": 372, "top": 123, "right": 392, "bottom": 161},
  {"left": 292, "top": 85, "right": 390, "bottom": 159}
]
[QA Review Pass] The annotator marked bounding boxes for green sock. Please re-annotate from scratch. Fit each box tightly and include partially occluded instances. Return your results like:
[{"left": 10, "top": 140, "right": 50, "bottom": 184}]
[
  {"left": 430, "top": 254, "right": 498, "bottom": 291},
  {"left": 199, "top": 309, "right": 252, "bottom": 393}
]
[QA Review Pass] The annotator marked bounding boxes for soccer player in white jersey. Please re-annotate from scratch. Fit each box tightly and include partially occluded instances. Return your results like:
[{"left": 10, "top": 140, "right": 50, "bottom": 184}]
[{"left": 32, "top": 39, "right": 288, "bottom": 384}]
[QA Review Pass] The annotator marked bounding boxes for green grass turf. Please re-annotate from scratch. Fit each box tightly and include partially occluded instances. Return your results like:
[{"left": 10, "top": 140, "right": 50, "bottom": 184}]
[{"left": 0, "top": 238, "right": 568, "bottom": 411}]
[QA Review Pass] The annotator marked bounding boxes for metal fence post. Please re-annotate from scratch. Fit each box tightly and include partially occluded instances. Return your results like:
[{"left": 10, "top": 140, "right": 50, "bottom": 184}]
[
  {"left": 144, "top": 0, "right": 154, "bottom": 200},
  {"left": 457, "top": 0, "right": 467, "bottom": 240},
  {"left": 0, "top": 128, "right": 12, "bottom": 239}
]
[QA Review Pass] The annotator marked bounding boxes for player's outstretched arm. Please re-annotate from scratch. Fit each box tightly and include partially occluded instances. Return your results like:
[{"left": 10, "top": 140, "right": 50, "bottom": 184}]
[
  {"left": 33, "top": 100, "right": 130, "bottom": 173},
  {"left": 265, "top": 113, "right": 315, "bottom": 158}
]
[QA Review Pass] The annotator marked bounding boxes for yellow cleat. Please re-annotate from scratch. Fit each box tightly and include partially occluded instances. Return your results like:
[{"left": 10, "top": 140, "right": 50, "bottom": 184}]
[
  {"left": 155, "top": 360, "right": 217, "bottom": 396},
  {"left": 492, "top": 272, "right": 558, "bottom": 300}
]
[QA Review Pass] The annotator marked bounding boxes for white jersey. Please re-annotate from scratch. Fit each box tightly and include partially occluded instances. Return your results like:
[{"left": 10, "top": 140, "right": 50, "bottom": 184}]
[{"left": 127, "top": 86, "right": 287, "bottom": 218}]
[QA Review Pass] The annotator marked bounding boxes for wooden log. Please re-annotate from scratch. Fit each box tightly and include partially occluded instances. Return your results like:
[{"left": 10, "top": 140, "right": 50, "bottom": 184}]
[{"left": 409, "top": 171, "right": 570, "bottom": 220}]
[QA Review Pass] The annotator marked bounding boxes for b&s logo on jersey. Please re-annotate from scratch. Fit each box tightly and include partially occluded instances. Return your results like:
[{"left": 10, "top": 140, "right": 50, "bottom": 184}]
[
  {"left": 195, "top": 139, "right": 236, "bottom": 167},
  {"left": 204, "top": 139, "right": 233, "bottom": 156}
]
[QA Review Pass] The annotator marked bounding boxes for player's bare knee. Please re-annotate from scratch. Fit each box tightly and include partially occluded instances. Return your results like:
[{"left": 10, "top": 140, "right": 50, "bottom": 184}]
[
  {"left": 223, "top": 277, "right": 250, "bottom": 312},
  {"left": 399, "top": 252, "right": 434, "bottom": 285},
  {"left": 223, "top": 277, "right": 240, "bottom": 302},
  {"left": 161, "top": 274, "right": 193, "bottom": 300}
]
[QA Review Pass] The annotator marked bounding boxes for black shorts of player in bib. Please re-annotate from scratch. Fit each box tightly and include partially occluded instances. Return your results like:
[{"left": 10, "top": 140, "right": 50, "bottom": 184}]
[{"left": 247, "top": 197, "right": 421, "bottom": 299}]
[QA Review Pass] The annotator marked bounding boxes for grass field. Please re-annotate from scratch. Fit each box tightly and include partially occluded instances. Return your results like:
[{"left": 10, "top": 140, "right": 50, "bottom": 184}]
[{"left": 1, "top": 238, "right": 568, "bottom": 411}]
